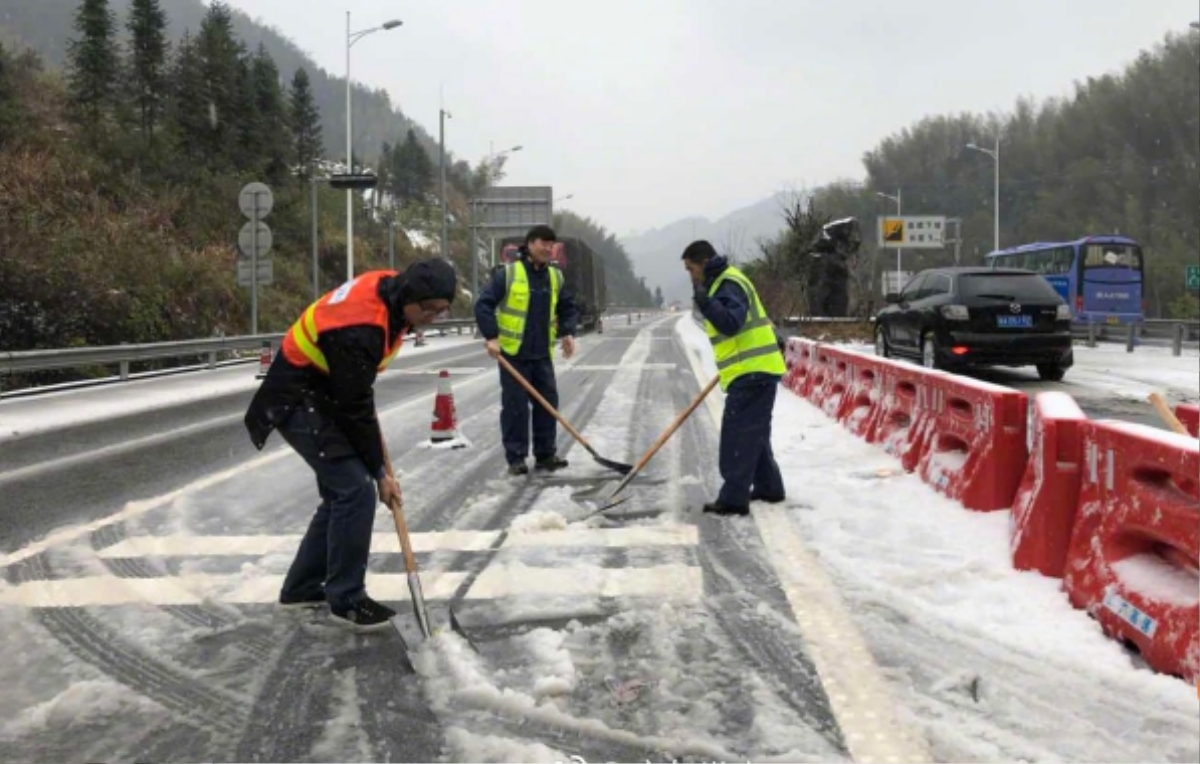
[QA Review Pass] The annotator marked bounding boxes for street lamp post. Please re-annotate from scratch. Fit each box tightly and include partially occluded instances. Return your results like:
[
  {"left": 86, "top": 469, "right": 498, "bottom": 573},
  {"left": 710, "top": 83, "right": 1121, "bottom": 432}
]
[
  {"left": 967, "top": 136, "right": 1000, "bottom": 253},
  {"left": 345, "top": 12, "right": 401, "bottom": 281},
  {"left": 439, "top": 108, "right": 452, "bottom": 260},
  {"left": 876, "top": 189, "right": 902, "bottom": 293}
]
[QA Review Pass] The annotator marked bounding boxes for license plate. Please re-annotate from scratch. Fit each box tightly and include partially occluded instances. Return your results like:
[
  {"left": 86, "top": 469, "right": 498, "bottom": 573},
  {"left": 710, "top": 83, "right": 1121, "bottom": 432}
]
[
  {"left": 1105, "top": 316, "right": 1120, "bottom": 325},
  {"left": 997, "top": 315, "right": 1033, "bottom": 328}
]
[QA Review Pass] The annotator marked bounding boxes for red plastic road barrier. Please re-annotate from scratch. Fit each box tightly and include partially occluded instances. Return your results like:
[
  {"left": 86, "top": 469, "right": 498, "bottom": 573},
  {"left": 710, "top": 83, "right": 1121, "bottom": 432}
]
[
  {"left": 814, "top": 347, "right": 854, "bottom": 419},
  {"left": 1175, "top": 403, "right": 1199, "bottom": 437},
  {"left": 802, "top": 343, "right": 831, "bottom": 401},
  {"left": 783, "top": 338, "right": 819, "bottom": 396},
  {"left": 1063, "top": 420, "right": 1200, "bottom": 684},
  {"left": 834, "top": 351, "right": 885, "bottom": 441},
  {"left": 1011, "top": 392, "right": 1087, "bottom": 577},
  {"left": 870, "top": 357, "right": 937, "bottom": 471},
  {"left": 917, "top": 374, "right": 1028, "bottom": 511}
]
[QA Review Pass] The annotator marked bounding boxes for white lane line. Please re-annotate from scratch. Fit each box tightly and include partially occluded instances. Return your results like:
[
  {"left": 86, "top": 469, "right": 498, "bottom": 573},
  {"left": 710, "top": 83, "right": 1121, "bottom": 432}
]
[
  {"left": 94, "top": 525, "right": 699, "bottom": 558},
  {"left": 0, "top": 571, "right": 470, "bottom": 608},
  {"left": 503, "top": 525, "right": 697, "bottom": 548},
  {"left": 672, "top": 314, "right": 930, "bottom": 764},
  {"left": 754, "top": 508, "right": 931, "bottom": 763},
  {"left": 0, "top": 565, "right": 701, "bottom": 608},
  {"left": 0, "top": 369, "right": 499, "bottom": 569},
  {"left": 464, "top": 563, "right": 702, "bottom": 601},
  {"left": 562, "top": 364, "right": 677, "bottom": 372}
]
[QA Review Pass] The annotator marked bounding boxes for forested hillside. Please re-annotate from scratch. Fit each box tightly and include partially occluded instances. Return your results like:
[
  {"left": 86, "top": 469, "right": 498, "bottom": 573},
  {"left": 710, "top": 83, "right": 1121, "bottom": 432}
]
[{"left": 748, "top": 31, "right": 1199, "bottom": 320}]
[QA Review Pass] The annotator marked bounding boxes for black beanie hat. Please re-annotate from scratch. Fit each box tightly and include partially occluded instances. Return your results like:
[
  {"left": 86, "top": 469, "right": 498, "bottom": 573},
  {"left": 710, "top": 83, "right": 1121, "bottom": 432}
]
[{"left": 399, "top": 258, "right": 458, "bottom": 304}]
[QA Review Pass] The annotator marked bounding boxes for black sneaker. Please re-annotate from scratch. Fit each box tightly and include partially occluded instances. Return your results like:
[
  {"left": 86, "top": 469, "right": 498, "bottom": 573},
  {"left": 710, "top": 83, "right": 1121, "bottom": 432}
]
[
  {"left": 508, "top": 462, "right": 529, "bottom": 476},
  {"left": 279, "top": 591, "right": 325, "bottom": 609},
  {"left": 330, "top": 596, "right": 397, "bottom": 632},
  {"left": 702, "top": 500, "right": 750, "bottom": 516},
  {"left": 534, "top": 455, "right": 569, "bottom": 471}
]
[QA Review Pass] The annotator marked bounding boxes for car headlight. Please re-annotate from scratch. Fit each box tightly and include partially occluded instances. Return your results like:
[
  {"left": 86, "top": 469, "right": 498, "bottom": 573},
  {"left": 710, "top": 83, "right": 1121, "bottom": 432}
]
[
  {"left": 1056, "top": 304, "right": 1071, "bottom": 320},
  {"left": 940, "top": 304, "right": 969, "bottom": 321}
]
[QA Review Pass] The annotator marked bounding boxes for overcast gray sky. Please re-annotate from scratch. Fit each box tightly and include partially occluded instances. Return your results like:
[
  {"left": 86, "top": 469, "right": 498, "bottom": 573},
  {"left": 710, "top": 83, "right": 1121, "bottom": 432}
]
[{"left": 223, "top": 0, "right": 1196, "bottom": 236}]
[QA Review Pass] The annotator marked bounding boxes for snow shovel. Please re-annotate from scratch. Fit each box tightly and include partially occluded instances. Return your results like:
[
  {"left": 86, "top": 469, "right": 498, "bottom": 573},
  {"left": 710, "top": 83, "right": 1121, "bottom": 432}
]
[
  {"left": 1148, "top": 392, "right": 1190, "bottom": 436},
  {"left": 583, "top": 373, "right": 721, "bottom": 519},
  {"left": 385, "top": 492, "right": 479, "bottom": 657},
  {"left": 497, "top": 354, "right": 633, "bottom": 475}
]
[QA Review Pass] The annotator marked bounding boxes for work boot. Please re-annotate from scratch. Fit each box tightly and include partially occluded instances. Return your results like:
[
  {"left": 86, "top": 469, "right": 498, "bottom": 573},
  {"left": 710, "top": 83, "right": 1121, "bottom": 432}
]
[
  {"left": 750, "top": 492, "right": 787, "bottom": 504},
  {"left": 702, "top": 500, "right": 750, "bottom": 516},
  {"left": 534, "top": 454, "right": 569, "bottom": 471},
  {"left": 330, "top": 596, "right": 397, "bottom": 632},
  {"left": 507, "top": 462, "right": 529, "bottom": 476},
  {"left": 278, "top": 591, "right": 325, "bottom": 610}
]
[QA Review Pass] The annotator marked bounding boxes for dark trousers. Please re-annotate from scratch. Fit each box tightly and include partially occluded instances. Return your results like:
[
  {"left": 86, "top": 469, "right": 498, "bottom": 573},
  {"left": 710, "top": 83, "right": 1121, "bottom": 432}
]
[
  {"left": 499, "top": 355, "right": 559, "bottom": 464},
  {"left": 717, "top": 377, "right": 785, "bottom": 507},
  {"left": 276, "top": 406, "right": 377, "bottom": 608}
]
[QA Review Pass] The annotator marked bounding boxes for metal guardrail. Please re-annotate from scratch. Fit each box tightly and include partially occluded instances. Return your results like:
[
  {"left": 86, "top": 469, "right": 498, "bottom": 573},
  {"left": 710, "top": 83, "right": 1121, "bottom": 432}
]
[
  {"left": 1070, "top": 318, "right": 1199, "bottom": 354},
  {"left": 0, "top": 319, "right": 478, "bottom": 381}
]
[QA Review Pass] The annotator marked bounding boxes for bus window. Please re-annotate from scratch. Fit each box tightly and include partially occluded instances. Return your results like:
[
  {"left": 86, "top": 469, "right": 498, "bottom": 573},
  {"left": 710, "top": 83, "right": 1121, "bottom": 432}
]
[{"left": 1083, "top": 244, "right": 1141, "bottom": 270}]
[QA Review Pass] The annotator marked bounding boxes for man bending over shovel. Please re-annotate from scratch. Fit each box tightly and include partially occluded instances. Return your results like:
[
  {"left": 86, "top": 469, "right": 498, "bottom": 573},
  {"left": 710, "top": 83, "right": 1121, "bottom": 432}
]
[{"left": 244, "top": 259, "right": 457, "bottom": 630}]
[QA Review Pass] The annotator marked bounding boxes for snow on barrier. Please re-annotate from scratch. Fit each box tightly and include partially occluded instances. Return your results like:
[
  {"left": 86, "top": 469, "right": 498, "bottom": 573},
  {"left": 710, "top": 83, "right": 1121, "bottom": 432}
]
[
  {"left": 813, "top": 347, "right": 855, "bottom": 419},
  {"left": 868, "top": 357, "right": 937, "bottom": 472},
  {"left": 805, "top": 345, "right": 839, "bottom": 410},
  {"left": 1062, "top": 420, "right": 1200, "bottom": 684},
  {"left": 916, "top": 373, "right": 1028, "bottom": 511},
  {"left": 1010, "top": 392, "right": 1087, "bottom": 577},
  {"left": 833, "top": 350, "right": 884, "bottom": 440},
  {"left": 783, "top": 337, "right": 818, "bottom": 397},
  {"left": 1174, "top": 403, "right": 1199, "bottom": 438}
]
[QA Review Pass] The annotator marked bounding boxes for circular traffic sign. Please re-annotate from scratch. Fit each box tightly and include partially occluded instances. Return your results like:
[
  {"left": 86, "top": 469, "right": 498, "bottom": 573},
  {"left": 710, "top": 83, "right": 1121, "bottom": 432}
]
[
  {"left": 238, "top": 221, "right": 273, "bottom": 258},
  {"left": 239, "top": 182, "right": 273, "bottom": 219}
]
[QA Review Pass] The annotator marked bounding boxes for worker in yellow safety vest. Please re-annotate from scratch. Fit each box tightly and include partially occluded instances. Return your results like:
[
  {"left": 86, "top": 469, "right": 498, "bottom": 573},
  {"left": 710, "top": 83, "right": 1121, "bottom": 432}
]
[{"left": 682, "top": 240, "right": 788, "bottom": 516}]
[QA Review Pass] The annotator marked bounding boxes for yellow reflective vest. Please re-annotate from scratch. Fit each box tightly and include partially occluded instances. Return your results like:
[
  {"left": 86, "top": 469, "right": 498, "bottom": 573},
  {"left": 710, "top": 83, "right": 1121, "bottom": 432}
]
[
  {"left": 497, "top": 260, "right": 563, "bottom": 357},
  {"left": 704, "top": 266, "right": 786, "bottom": 390}
]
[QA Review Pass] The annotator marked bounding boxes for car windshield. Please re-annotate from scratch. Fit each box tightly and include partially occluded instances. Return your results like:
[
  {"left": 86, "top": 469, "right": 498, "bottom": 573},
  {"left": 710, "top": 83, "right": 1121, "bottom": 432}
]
[{"left": 959, "top": 274, "right": 1062, "bottom": 302}]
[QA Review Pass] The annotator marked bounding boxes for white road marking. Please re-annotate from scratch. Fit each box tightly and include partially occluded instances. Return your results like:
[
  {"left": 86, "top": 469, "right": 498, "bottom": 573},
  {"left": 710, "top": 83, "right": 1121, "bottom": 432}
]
[
  {"left": 0, "top": 564, "right": 701, "bottom": 608},
  {"left": 674, "top": 314, "right": 931, "bottom": 763}
]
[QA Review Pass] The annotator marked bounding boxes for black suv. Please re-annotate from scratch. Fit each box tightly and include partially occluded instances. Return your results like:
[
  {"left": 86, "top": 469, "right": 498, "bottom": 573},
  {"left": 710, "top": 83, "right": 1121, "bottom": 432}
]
[{"left": 874, "top": 267, "right": 1073, "bottom": 380}]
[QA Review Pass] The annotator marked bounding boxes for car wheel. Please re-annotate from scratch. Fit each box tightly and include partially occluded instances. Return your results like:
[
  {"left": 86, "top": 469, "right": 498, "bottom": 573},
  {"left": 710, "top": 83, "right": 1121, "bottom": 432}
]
[
  {"left": 1037, "top": 362, "right": 1066, "bottom": 382},
  {"left": 874, "top": 326, "right": 890, "bottom": 358},
  {"left": 921, "top": 331, "right": 940, "bottom": 370}
]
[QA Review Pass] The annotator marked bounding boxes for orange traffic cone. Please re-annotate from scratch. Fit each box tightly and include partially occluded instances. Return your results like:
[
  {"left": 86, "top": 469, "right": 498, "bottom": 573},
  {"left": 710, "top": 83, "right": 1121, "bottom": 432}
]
[{"left": 430, "top": 370, "right": 459, "bottom": 442}]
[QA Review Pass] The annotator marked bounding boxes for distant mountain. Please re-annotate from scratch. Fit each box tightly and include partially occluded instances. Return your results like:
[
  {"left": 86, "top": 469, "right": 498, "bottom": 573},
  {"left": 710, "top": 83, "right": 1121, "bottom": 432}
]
[
  {"left": 0, "top": 0, "right": 437, "bottom": 167},
  {"left": 620, "top": 192, "right": 796, "bottom": 305}
]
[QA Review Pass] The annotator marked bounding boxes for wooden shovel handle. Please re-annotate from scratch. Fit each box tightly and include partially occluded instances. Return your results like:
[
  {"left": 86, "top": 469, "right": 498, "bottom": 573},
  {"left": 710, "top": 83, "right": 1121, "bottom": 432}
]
[
  {"left": 631, "top": 374, "right": 720, "bottom": 474},
  {"left": 496, "top": 354, "right": 592, "bottom": 449},
  {"left": 1148, "top": 392, "right": 1189, "bottom": 436},
  {"left": 380, "top": 433, "right": 419, "bottom": 574}
]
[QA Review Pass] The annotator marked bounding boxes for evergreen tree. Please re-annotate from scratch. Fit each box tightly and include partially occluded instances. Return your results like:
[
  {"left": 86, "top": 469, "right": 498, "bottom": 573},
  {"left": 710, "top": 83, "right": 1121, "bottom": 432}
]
[
  {"left": 251, "top": 44, "right": 289, "bottom": 184},
  {"left": 390, "top": 127, "right": 434, "bottom": 205},
  {"left": 289, "top": 67, "right": 322, "bottom": 178},
  {"left": 195, "top": 1, "right": 243, "bottom": 167},
  {"left": 66, "top": 0, "right": 118, "bottom": 132},
  {"left": 0, "top": 41, "right": 22, "bottom": 148},
  {"left": 165, "top": 31, "right": 207, "bottom": 164},
  {"left": 654, "top": 285, "right": 663, "bottom": 308},
  {"left": 125, "top": 0, "right": 168, "bottom": 140}
]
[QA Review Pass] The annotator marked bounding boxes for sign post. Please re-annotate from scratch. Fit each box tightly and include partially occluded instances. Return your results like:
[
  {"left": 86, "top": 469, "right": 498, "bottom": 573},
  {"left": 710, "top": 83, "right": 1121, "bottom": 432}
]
[{"left": 238, "top": 182, "right": 274, "bottom": 334}]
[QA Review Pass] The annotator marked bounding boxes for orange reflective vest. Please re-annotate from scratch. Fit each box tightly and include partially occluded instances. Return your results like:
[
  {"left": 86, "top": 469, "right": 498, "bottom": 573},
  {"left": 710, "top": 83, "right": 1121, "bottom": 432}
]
[{"left": 281, "top": 271, "right": 403, "bottom": 373}]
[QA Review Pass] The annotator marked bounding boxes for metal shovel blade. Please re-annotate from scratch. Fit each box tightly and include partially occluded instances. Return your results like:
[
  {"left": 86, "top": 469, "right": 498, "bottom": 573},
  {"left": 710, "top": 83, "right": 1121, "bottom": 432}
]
[{"left": 592, "top": 453, "right": 634, "bottom": 475}]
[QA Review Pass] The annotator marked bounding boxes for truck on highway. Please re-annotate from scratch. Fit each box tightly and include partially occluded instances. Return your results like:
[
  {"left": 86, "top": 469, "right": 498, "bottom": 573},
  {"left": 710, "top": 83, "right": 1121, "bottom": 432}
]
[{"left": 498, "top": 236, "right": 608, "bottom": 333}]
